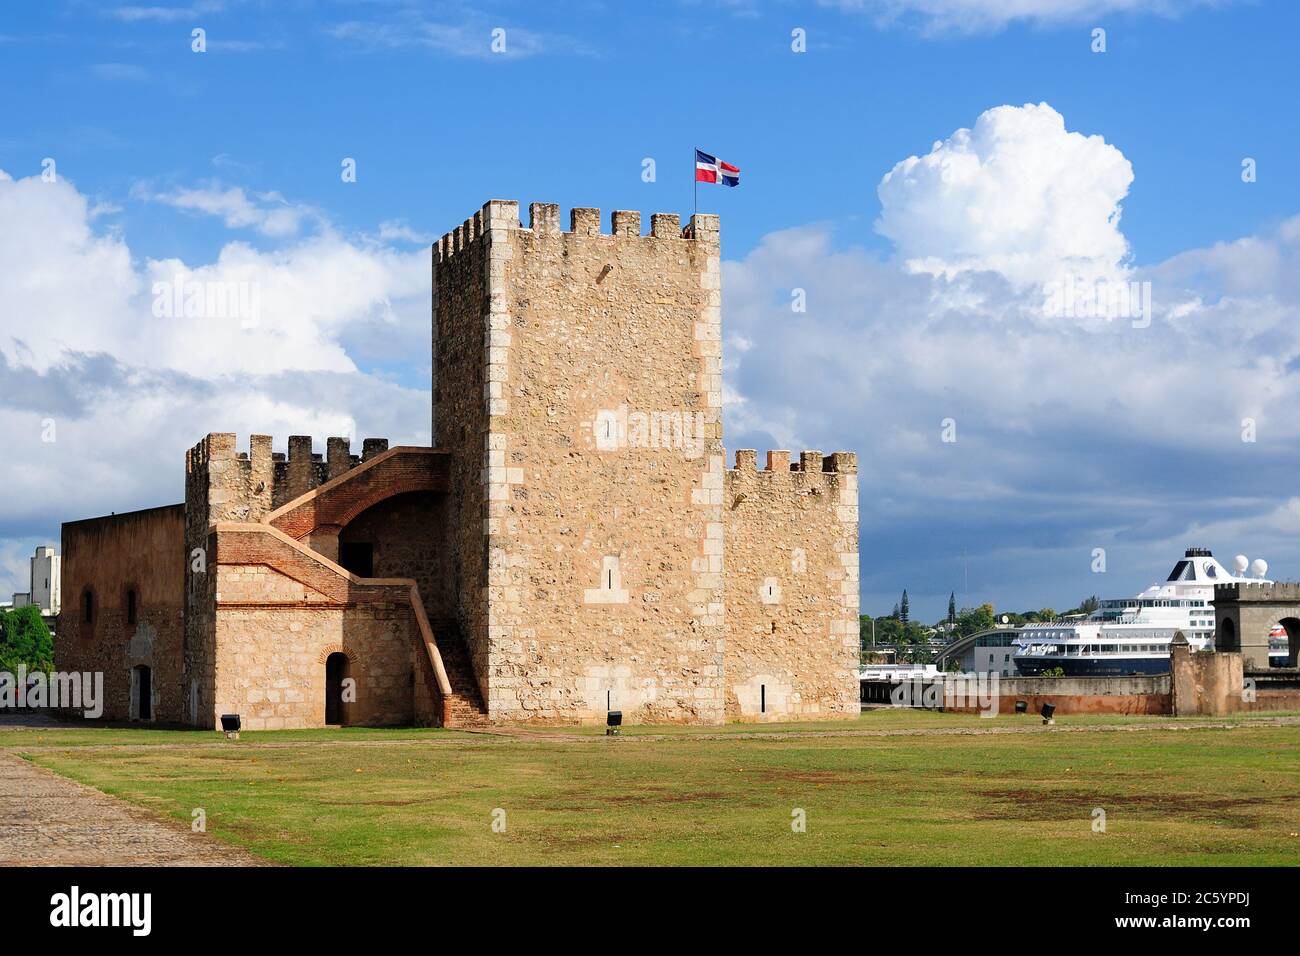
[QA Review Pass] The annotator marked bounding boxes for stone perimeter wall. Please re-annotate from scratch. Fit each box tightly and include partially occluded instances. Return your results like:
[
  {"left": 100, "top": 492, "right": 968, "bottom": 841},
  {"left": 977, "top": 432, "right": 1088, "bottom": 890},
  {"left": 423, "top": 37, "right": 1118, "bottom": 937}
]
[
  {"left": 940, "top": 675, "right": 1172, "bottom": 715},
  {"left": 725, "top": 450, "right": 861, "bottom": 720}
]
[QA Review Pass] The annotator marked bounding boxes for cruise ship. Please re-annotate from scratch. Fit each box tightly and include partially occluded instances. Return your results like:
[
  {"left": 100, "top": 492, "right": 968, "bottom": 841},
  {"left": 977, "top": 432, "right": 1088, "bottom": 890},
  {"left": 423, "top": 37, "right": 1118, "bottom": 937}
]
[
  {"left": 1012, "top": 548, "right": 1272, "bottom": 677},
  {"left": 1269, "top": 624, "right": 1290, "bottom": 667}
]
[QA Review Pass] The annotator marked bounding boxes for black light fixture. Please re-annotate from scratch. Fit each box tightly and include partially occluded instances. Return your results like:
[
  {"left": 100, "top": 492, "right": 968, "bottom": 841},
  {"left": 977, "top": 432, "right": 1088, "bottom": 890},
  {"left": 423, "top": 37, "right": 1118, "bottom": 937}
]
[
  {"left": 606, "top": 710, "right": 622, "bottom": 736},
  {"left": 1040, "top": 702, "right": 1056, "bottom": 725},
  {"left": 220, "top": 713, "right": 242, "bottom": 739},
  {"left": 1014, "top": 700, "right": 1028, "bottom": 714}
]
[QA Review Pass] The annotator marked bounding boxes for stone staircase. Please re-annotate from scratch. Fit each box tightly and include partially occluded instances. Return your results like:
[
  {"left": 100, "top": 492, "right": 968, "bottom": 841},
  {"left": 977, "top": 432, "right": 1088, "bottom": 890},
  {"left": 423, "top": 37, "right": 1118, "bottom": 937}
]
[{"left": 430, "top": 620, "right": 490, "bottom": 727}]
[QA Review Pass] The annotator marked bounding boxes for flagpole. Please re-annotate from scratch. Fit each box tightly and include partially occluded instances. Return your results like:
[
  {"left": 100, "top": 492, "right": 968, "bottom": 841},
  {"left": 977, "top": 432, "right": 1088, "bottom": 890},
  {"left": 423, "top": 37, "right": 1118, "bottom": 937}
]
[{"left": 693, "top": 147, "right": 698, "bottom": 222}]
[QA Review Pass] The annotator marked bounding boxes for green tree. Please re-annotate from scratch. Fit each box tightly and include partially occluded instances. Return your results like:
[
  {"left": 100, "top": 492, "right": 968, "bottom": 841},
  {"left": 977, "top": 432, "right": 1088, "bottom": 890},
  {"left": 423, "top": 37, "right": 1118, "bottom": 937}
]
[
  {"left": 948, "top": 592, "right": 957, "bottom": 627},
  {"left": 0, "top": 606, "right": 54, "bottom": 674},
  {"left": 875, "top": 616, "right": 904, "bottom": 643},
  {"left": 900, "top": 590, "right": 910, "bottom": 625},
  {"left": 1078, "top": 595, "right": 1099, "bottom": 615},
  {"left": 955, "top": 603, "right": 996, "bottom": 637}
]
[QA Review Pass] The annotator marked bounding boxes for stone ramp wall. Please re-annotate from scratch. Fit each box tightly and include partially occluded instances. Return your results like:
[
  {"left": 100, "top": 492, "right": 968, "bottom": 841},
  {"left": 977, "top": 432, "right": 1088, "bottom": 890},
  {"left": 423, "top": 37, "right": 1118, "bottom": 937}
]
[{"left": 207, "top": 523, "right": 453, "bottom": 729}]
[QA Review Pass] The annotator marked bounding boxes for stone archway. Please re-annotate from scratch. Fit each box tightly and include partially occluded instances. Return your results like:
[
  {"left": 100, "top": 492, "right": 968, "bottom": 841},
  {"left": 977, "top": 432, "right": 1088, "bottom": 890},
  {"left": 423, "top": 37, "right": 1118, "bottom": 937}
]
[
  {"left": 1213, "top": 582, "right": 1300, "bottom": 670},
  {"left": 1217, "top": 616, "right": 1238, "bottom": 652},
  {"left": 1275, "top": 617, "right": 1300, "bottom": 667}
]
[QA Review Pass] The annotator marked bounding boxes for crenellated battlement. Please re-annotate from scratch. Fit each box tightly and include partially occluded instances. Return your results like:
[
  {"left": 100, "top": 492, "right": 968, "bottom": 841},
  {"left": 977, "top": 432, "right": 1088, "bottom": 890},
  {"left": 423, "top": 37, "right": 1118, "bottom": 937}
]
[
  {"left": 727, "top": 449, "right": 858, "bottom": 476},
  {"left": 724, "top": 449, "right": 858, "bottom": 516},
  {"left": 185, "top": 432, "right": 391, "bottom": 524},
  {"left": 1215, "top": 581, "right": 1300, "bottom": 601},
  {"left": 433, "top": 199, "right": 719, "bottom": 265}
]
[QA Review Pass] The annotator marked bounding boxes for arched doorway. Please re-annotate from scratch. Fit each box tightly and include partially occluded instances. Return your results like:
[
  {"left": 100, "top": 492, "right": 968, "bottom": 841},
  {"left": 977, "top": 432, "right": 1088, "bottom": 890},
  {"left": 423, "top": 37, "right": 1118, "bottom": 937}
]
[
  {"left": 325, "top": 653, "right": 349, "bottom": 725},
  {"left": 1275, "top": 618, "right": 1300, "bottom": 667},
  {"left": 1217, "top": 617, "right": 1238, "bottom": 653},
  {"left": 131, "top": 665, "right": 152, "bottom": 721}
]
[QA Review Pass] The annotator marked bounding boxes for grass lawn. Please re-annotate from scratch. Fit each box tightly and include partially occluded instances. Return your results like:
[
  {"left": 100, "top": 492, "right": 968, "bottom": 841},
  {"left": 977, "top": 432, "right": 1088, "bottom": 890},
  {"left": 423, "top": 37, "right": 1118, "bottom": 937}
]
[{"left": 9, "top": 711, "right": 1300, "bottom": 866}]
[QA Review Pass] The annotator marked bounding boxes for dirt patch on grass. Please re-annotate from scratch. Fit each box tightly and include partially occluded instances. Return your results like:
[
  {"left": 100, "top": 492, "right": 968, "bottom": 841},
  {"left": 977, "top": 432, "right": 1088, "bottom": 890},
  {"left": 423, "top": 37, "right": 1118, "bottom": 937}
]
[
  {"left": 318, "top": 798, "right": 430, "bottom": 808},
  {"left": 972, "top": 787, "right": 1283, "bottom": 825}
]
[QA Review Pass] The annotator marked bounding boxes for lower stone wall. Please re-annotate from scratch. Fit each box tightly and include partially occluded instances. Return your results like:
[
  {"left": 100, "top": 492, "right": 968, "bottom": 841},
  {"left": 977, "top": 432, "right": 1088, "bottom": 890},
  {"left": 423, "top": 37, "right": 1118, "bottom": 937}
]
[
  {"left": 212, "top": 598, "right": 416, "bottom": 730},
  {"left": 1245, "top": 688, "right": 1300, "bottom": 712},
  {"left": 723, "top": 454, "right": 860, "bottom": 722},
  {"left": 943, "top": 675, "right": 1172, "bottom": 715},
  {"left": 205, "top": 526, "right": 430, "bottom": 730}
]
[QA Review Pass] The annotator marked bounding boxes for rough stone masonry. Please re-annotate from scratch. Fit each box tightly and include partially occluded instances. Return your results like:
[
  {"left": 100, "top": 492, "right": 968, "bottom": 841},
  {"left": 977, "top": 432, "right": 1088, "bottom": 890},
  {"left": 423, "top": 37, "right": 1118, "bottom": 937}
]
[{"left": 57, "top": 201, "right": 860, "bottom": 728}]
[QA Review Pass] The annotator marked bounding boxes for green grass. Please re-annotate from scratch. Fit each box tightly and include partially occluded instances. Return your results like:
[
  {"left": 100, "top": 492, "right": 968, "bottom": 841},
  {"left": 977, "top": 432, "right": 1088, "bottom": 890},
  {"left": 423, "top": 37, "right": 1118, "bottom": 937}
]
[{"left": 12, "top": 712, "right": 1300, "bottom": 866}]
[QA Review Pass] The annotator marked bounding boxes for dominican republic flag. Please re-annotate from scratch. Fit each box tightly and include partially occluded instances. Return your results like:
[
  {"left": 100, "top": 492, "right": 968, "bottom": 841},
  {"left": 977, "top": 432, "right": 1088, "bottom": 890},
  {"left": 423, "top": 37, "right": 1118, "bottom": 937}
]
[{"left": 695, "top": 149, "right": 740, "bottom": 187}]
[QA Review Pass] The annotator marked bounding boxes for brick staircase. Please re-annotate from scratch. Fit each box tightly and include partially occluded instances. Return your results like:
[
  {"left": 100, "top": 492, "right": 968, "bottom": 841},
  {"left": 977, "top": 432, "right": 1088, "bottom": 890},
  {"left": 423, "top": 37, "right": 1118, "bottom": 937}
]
[{"left": 430, "top": 620, "right": 490, "bottom": 727}]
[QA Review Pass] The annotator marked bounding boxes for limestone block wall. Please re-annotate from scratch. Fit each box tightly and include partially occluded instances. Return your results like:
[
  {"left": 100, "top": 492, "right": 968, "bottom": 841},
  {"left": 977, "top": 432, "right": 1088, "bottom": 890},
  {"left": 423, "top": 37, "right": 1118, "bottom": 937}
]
[
  {"left": 207, "top": 528, "right": 422, "bottom": 729},
  {"left": 338, "top": 490, "right": 455, "bottom": 622},
  {"left": 211, "top": 596, "right": 416, "bottom": 730},
  {"left": 57, "top": 504, "right": 186, "bottom": 722},
  {"left": 183, "top": 432, "right": 401, "bottom": 725},
  {"left": 433, "top": 212, "right": 493, "bottom": 698},
  {"left": 186, "top": 432, "right": 392, "bottom": 529},
  {"left": 434, "top": 202, "right": 728, "bottom": 723},
  {"left": 724, "top": 450, "right": 860, "bottom": 720}
]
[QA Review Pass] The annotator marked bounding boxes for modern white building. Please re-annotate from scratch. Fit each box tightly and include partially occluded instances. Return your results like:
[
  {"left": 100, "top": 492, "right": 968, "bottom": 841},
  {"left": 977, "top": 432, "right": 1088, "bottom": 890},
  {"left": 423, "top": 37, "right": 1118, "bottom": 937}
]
[
  {"left": 9, "top": 546, "right": 60, "bottom": 616},
  {"left": 29, "top": 546, "right": 59, "bottom": 615}
]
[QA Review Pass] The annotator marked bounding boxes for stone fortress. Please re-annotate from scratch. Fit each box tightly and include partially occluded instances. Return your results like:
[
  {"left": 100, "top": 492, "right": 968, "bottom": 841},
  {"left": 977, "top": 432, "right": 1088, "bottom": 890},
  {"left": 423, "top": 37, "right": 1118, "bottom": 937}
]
[{"left": 57, "top": 201, "right": 861, "bottom": 728}]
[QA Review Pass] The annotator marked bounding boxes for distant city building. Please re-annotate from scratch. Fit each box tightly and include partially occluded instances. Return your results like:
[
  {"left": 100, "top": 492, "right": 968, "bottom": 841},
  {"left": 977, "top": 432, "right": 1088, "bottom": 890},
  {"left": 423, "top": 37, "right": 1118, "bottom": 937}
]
[
  {"left": 28, "top": 546, "right": 60, "bottom": 616},
  {"left": 7, "top": 546, "right": 61, "bottom": 633}
]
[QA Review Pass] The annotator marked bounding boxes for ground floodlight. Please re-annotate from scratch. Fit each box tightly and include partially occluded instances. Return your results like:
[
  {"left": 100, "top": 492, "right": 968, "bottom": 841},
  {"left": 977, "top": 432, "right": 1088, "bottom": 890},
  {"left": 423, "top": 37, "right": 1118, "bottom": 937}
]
[
  {"left": 1014, "top": 700, "right": 1028, "bottom": 714},
  {"left": 1040, "top": 703, "right": 1056, "bottom": 725},
  {"left": 220, "top": 713, "right": 242, "bottom": 739},
  {"left": 606, "top": 710, "right": 622, "bottom": 736}
]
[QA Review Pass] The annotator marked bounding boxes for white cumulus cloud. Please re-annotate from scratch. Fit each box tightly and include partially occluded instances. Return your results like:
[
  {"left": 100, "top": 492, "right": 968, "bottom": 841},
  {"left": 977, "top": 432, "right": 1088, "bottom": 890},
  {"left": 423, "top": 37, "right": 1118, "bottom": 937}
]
[
  {"left": 0, "top": 169, "right": 433, "bottom": 595},
  {"left": 876, "top": 102, "right": 1134, "bottom": 285}
]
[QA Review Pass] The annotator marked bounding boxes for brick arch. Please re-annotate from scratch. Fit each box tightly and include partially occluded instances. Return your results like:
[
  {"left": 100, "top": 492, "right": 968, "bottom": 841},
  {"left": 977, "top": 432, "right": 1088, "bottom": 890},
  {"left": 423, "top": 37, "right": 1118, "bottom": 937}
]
[
  {"left": 317, "top": 645, "right": 358, "bottom": 665},
  {"left": 267, "top": 447, "right": 450, "bottom": 541}
]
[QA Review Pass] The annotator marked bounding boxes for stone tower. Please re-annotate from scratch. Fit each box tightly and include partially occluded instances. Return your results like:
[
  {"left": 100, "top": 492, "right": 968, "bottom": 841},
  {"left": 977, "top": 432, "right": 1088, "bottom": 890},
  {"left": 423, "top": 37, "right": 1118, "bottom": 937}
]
[{"left": 433, "top": 201, "right": 859, "bottom": 723}]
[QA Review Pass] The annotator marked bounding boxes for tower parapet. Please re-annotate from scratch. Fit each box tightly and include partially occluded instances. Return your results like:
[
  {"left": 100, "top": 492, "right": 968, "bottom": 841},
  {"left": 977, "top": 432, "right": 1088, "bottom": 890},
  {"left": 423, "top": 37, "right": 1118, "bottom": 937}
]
[
  {"left": 185, "top": 433, "right": 389, "bottom": 525},
  {"left": 433, "top": 201, "right": 715, "bottom": 265}
]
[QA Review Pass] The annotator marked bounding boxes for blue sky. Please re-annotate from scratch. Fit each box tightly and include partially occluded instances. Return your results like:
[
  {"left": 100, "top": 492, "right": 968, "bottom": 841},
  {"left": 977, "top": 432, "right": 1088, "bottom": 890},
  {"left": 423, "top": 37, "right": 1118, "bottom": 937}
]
[{"left": 3, "top": 0, "right": 1300, "bottom": 621}]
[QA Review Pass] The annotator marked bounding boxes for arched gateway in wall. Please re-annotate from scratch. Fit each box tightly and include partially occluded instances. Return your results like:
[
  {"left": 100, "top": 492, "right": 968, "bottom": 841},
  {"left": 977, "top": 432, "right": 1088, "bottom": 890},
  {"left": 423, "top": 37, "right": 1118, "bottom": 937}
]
[{"left": 1213, "top": 582, "right": 1300, "bottom": 669}]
